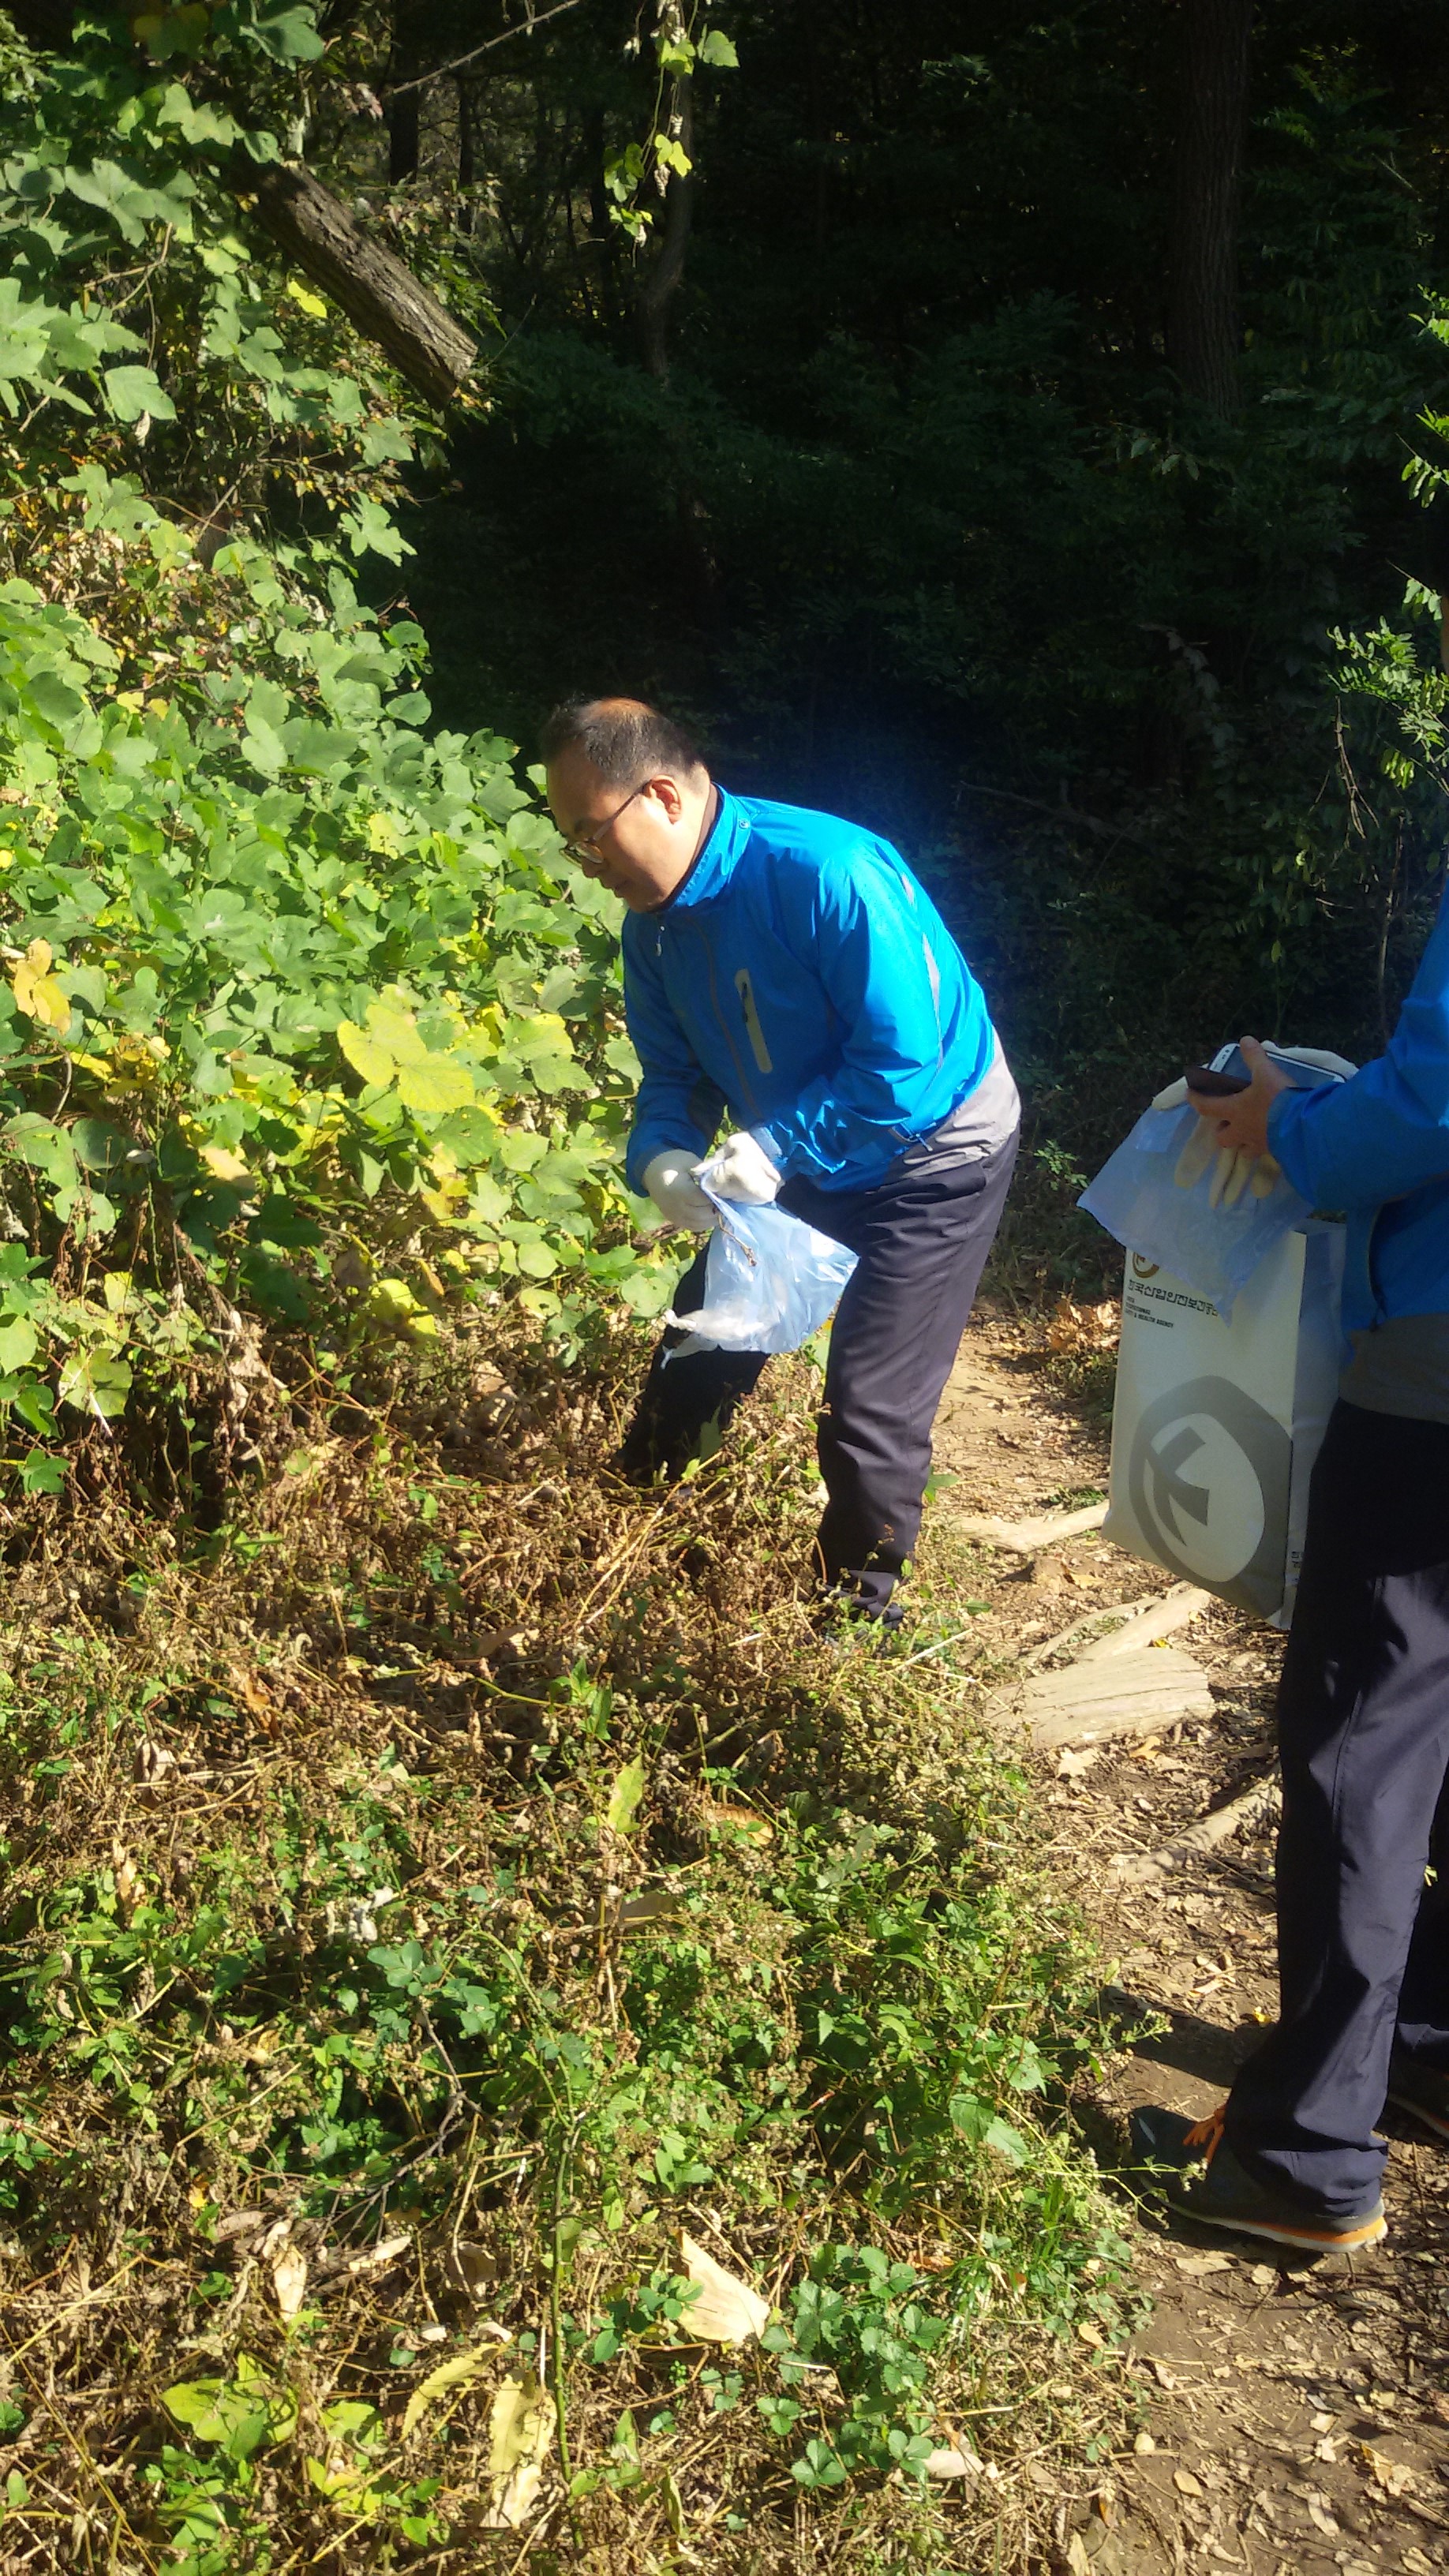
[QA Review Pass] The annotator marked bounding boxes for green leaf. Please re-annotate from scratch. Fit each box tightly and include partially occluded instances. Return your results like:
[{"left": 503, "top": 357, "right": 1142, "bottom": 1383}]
[
  {"left": 982, "top": 2116, "right": 1029, "bottom": 2166},
  {"left": 69, "top": 1118, "right": 130, "bottom": 1176},
  {"left": 162, "top": 2359, "right": 298, "bottom": 2460},
  {"left": 2, "top": 1115, "right": 78, "bottom": 1188},
  {"left": 605, "top": 1757, "right": 646, "bottom": 1835},
  {"left": 0, "top": 1320, "right": 39, "bottom": 1371},
  {"left": 57, "top": 1349, "right": 132, "bottom": 1421},
  {"left": 103, "top": 365, "right": 177, "bottom": 425},
  {"left": 252, "top": 7, "right": 327, "bottom": 61},
  {"left": 698, "top": 30, "right": 739, "bottom": 67}
]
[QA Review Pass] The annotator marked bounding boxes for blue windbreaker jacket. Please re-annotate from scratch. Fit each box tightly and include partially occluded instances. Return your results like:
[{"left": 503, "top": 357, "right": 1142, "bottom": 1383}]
[
  {"left": 621, "top": 788, "right": 998, "bottom": 1196},
  {"left": 1269, "top": 886, "right": 1449, "bottom": 1332}
]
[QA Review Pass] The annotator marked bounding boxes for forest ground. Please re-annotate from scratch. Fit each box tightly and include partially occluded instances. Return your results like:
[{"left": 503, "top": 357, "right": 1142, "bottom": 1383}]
[{"left": 926, "top": 1309, "right": 1449, "bottom": 2575}]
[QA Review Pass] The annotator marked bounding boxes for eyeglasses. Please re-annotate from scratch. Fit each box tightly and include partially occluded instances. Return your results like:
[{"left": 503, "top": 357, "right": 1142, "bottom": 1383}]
[{"left": 563, "top": 781, "right": 646, "bottom": 863}]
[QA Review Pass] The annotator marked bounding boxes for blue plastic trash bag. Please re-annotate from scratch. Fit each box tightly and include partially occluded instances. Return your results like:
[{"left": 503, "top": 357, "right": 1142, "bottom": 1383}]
[
  {"left": 1079, "top": 1043, "right": 1354, "bottom": 1318},
  {"left": 666, "top": 1189, "right": 857, "bottom": 1355}
]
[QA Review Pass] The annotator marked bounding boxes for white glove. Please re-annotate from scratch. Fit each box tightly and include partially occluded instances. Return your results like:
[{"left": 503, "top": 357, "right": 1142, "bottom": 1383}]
[
  {"left": 1172, "top": 1122, "right": 1280, "bottom": 1202},
  {"left": 642, "top": 1151, "right": 714, "bottom": 1233},
  {"left": 701, "top": 1130, "right": 781, "bottom": 1204}
]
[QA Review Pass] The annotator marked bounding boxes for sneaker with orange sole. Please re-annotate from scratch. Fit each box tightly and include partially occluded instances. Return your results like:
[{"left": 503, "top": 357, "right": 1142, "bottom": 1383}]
[{"left": 1131, "top": 2102, "right": 1387, "bottom": 2252}]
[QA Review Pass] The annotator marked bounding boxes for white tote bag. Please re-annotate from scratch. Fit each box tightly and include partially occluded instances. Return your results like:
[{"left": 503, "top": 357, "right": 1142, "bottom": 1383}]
[{"left": 1104, "top": 1225, "right": 1344, "bottom": 1626}]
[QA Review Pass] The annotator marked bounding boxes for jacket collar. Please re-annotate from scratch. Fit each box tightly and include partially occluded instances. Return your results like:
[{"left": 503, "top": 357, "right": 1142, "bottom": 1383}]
[{"left": 663, "top": 784, "right": 750, "bottom": 913}]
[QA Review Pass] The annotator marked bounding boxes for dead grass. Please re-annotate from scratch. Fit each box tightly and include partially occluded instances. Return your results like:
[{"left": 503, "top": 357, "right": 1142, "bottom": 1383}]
[{"left": 0, "top": 1307, "right": 1138, "bottom": 2573}]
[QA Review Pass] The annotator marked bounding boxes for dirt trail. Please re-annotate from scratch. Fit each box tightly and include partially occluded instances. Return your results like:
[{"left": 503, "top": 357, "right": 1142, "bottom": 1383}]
[{"left": 926, "top": 1308, "right": 1449, "bottom": 2576}]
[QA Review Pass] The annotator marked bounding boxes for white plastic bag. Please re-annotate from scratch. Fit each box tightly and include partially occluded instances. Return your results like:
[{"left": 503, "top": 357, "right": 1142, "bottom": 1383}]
[
  {"left": 1105, "top": 1224, "right": 1344, "bottom": 1625},
  {"left": 667, "top": 1189, "right": 857, "bottom": 1355},
  {"left": 1079, "top": 1043, "right": 1353, "bottom": 1319}
]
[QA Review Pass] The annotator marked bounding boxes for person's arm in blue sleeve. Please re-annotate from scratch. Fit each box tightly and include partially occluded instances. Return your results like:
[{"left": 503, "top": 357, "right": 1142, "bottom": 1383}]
[
  {"left": 620, "top": 928, "right": 724, "bottom": 1195},
  {"left": 758, "top": 848, "right": 985, "bottom": 1180},
  {"left": 1268, "top": 893, "right": 1449, "bottom": 1208}
]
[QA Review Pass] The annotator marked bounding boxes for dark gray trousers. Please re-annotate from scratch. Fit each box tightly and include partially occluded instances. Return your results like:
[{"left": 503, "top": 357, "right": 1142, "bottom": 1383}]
[
  {"left": 618, "top": 1124, "right": 1018, "bottom": 1619},
  {"left": 1224, "top": 1399, "right": 1449, "bottom": 2215}
]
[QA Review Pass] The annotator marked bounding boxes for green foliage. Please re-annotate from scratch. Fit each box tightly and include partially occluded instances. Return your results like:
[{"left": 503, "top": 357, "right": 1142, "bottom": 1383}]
[{"left": 0, "top": 574, "right": 672, "bottom": 1477}]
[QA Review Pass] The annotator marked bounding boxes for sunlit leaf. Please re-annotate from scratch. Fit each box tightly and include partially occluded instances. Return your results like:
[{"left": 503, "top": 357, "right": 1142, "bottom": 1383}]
[{"left": 605, "top": 1756, "right": 646, "bottom": 1834}]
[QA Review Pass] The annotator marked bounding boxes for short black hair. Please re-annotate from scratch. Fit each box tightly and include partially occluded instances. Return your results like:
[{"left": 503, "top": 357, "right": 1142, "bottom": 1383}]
[{"left": 538, "top": 695, "right": 707, "bottom": 788}]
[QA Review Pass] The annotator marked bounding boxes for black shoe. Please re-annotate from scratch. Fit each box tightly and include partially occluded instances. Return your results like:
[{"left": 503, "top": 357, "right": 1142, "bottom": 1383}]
[
  {"left": 1131, "top": 2102, "right": 1387, "bottom": 2252},
  {"left": 1386, "top": 2046, "right": 1449, "bottom": 2143}
]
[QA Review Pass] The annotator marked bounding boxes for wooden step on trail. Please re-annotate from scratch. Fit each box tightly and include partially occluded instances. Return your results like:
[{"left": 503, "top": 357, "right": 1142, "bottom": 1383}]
[
  {"left": 1076, "top": 1583, "right": 1211, "bottom": 1662},
  {"left": 1024, "top": 1582, "right": 1209, "bottom": 1672},
  {"left": 953, "top": 1500, "right": 1109, "bottom": 1556},
  {"left": 1022, "top": 1642, "right": 1213, "bottom": 1752}
]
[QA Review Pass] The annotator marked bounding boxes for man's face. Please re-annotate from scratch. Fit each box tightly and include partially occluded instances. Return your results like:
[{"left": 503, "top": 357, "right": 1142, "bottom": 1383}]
[{"left": 545, "top": 747, "right": 703, "bottom": 913}]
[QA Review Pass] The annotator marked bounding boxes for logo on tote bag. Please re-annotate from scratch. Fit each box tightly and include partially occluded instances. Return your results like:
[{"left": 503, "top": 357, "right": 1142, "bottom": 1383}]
[{"left": 1128, "top": 1373, "right": 1292, "bottom": 1617}]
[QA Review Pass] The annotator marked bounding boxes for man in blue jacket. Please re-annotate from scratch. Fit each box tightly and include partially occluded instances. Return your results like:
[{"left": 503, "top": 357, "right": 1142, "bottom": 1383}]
[
  {"left": 1134, "top": 909, "right": 1449, "bottom": 2252},
  {"left": 541, "top": 695, "right": 1020, "bottom": 1627}
]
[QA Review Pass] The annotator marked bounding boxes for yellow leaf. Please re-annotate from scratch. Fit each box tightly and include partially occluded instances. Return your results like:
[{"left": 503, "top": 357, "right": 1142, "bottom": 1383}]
[
  {"left": 396, "top": 1056, "right": 474, "bottom": 1117},
  {"left": 365, "top": 1001, "right": 429, "bottom": 1065},
  {"left": 1360, "top": 2443, "right": 1413, "bottom": 2498},
  {"left": 704, "top": 1799, "right": 772, "bottom": 1843},
  {"left": 13, "top": 938, "right": 71, "bottom": 1033},
  {"left": 605, "top": 1756, "right": 646, "bottom": 1834},
  {"left": 200, "top": 1144, "right": 248, "bottom": 1181},
  {"left": 337, "top": 1018, "right": 397, "bottom": 1088},
  {"left": 485, "top": 2372, "right": 556, "bottom": 2529},
  {"left": 286, "top": 277, "right": 329, "bottom": 319},
  {"left": 401, "top": 2343, "right": 498, "bottom": 2441},
  {"left": 271, "top": 2243, "right": 309, "bottom": 2319},
  {"left": 679, "top": 2233, "right": 771, "bottom": 2344}
]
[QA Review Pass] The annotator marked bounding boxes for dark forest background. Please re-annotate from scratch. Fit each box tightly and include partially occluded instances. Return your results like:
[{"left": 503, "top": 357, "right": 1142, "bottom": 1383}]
[{"left": 17, "top": 0, "right": 1449, "bottom": 1283}]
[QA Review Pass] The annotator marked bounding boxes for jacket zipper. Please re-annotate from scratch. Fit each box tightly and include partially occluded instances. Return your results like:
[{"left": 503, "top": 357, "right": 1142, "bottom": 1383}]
[{"left": 664, "top": 915, "right": 758, "bottom": 1119}]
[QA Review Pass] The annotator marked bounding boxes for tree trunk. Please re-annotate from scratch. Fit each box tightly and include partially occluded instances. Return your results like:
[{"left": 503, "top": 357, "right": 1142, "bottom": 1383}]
[
  {"left": 1168, "top": 0, "right": 1253, "bottom": 416},
  {"left": 636, "top": 77, "right": 695, "bottom": 384},
  {"left": 386, "top": 0, "right": 426, "bottom": 183},
  {"left": 233, "top": 159, "right": 475, "bottom": 408}
]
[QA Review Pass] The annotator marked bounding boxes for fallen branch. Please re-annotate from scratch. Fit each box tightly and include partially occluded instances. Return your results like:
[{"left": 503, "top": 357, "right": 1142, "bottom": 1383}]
[
  {"left": 1110, "top": 1769, "right": 1280, "bottom": 1884},
  {"left": 1167, "top": 1769, "right": 1279, "bottom": 1858}
]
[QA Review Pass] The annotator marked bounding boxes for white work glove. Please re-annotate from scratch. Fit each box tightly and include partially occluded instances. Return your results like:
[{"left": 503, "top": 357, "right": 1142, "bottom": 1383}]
[
  {"left": 701, "top": 1130, "right": 781, "bottom": 1204},
  {"left": 1172, "top": 1122, "right": 1280, "bottom": 1204},
  {"left": 642, "top": 1150, "right": 714, "bottom": 1234}
]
